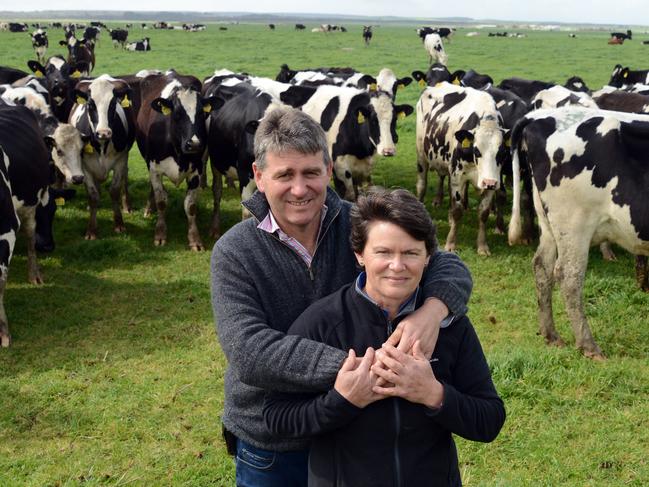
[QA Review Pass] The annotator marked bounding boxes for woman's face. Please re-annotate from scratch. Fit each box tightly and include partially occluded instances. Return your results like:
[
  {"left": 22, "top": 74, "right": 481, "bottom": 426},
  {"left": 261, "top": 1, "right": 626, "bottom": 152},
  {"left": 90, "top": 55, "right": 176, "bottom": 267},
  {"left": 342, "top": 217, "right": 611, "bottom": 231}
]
[{"left": 355, "top": 220, "right": 429, "bottom": 311}]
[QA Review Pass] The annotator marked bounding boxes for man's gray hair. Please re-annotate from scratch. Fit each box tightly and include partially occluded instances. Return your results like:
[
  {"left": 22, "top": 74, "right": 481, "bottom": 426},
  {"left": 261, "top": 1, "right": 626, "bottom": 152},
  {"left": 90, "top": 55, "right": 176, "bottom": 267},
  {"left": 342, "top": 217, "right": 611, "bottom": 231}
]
[{"left": 254, "top": 107, "right": 332, "bottom": 170}]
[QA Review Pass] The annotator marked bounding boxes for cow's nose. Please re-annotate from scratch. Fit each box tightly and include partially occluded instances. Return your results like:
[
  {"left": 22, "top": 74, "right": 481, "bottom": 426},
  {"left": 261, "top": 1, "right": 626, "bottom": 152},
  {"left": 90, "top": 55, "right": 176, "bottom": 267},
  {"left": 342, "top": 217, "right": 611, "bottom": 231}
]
[
  {"left": 72, "top": 175, "right": 84, "bottom": 185},
  {"left": 97, "top": 129, "right": 112, "bottom": 140},
  {"left": 184, "top": 140, "right": 201, "bottom": 153},
  {"left": 382, "top": 148, "right": 395, "bottom": 157},
  {"left": 481, "top": 179, "right": 498, "bottom": 190}
]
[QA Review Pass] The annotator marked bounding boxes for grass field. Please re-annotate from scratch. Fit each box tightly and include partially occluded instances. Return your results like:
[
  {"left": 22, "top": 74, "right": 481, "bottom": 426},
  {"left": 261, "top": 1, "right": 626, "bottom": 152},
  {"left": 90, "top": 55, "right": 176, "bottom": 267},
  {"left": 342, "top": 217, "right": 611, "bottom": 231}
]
[{"left": 1, "top": 21, "right": 648, "bottom": 486}]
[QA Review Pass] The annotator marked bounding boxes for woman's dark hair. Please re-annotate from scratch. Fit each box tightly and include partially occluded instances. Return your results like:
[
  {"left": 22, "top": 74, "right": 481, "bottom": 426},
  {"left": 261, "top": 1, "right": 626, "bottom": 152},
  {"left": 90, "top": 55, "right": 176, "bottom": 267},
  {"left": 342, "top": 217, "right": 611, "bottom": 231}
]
[{"left": 350, "top": 188, "right": 437, "bottom": 255}]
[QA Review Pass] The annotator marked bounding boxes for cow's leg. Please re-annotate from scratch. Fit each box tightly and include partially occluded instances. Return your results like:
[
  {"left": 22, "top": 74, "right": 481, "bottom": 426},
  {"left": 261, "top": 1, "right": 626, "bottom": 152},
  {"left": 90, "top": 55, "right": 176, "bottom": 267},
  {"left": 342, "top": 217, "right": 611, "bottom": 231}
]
[
  {"left": 415, "top": 155, "right": 429, "bottom": 202},
  {"left": 143, "top": 186, "right": 156, "bottom": 217},
  {"left": 494, "top": 182, "right": 507, "bottom": 235},
  {"left": 476, "top": 189, "right": 495, "bottom": 256},
  {"left": 121, "top": 162, "right": 132, "bottom": 213},
  {"left": 521, "top": 170, "right": 537, "bottom": 244},
  {"left": 445, "top": 180, "right": 464, "bottom": 252},
  {"left": 599, "top": 242, "right": 617, "bottom": 261},
  {"left": 210, "top": 165, "right": 224, "bottom": 240},
  {"left": 109, "top": 157, "right": 127, "bottom": 233},
  {"left": 149, "top": 170, "right": 168, "bottom": 246},
  {"left": 19, "top": 207, "right": 43, "bottom": 285},
  {"left": 636, "top": 255, "right": 649, "bottom": 292},
  {"left": 532, "top": 229, "right": 564, "bottom": 348},
  {"left": 0, "top": 268, "right": 10, "bottom": 347},
  {"left": 433, "top": 173, "right": 446, "bottom": 207},
  {"left": 185, "top": 174, "right": 204, "bottom": 251},
  {"left": 84, "top": 175, "right": 100, "bottom": 240}
]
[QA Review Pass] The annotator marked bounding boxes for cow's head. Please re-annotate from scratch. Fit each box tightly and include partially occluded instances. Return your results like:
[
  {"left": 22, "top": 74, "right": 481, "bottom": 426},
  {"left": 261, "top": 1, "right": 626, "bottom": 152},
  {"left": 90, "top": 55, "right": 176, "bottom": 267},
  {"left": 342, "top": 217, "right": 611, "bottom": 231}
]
[
  {"left": 44, "top": 123, "right": 86, "bottom": 185},
  {"left": 28, "top": 56, "right": 86, "bottom": 109},
  {"left": 609, "top": 64, "right": 627, "bottom": 88},
  {"left": 454, "top": 114, "right": 503, "bottom": 190},
  {"left": 369, "top": 90, "right": 413, "bottom": 157},
  {"left": 151, "top": 82, "right": 223, "bottom": 156},
  {"left": 276, "top": 64, "right": 298, "bottom": 83}
]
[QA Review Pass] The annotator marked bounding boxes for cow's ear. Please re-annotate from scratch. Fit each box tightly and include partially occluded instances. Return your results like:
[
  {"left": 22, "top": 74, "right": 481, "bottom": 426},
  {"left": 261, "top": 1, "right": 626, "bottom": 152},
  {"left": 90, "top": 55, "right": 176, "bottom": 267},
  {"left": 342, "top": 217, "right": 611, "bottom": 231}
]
[
  {"left": 397, "top": 77, "right": 413, "bottom": 90},
  {"left": 27, "top": 60, "right": 45, "bottom": 76},
  {"left": 151, "top": 97, "right": 173, "bottom": 116},
  {"left": 411, "top": 70, "right": 425, "bottom": 83},
  {"left": 44, "top": 135, "right": 56, "bottom": 150},
  {"left": 74, "top": 89, "right": 88, "bottom": 105},
  {"left": 245, "top": 120, "right": 260, "bottom": 135},
  {"left": 201, "top": 95, "right": 225, "bottom": 114},
  {"left": 395, "top": 104, "right": 414, "bottom": 120},
  {"left": 357, "top": 107, "right": 371, "bottom": 125},
  {"left": 455, "top": 130, "right": 474, "bottom": 149},
  {"left": 502, "top": 129, "right": 512, "bottom": 148}
]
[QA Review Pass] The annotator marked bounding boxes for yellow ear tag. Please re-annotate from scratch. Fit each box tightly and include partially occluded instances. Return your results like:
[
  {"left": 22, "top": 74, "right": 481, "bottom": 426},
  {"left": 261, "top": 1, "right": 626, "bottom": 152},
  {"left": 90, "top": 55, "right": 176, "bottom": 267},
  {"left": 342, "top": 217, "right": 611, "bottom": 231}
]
[
  {"left": 623, "top": 72, "right": 628, "bottom": 78},
  {"left": 369, "top": 83, "right": 377, "bottom": 91},
  {"left": 419, "top": 79, "right": 426, "bottom": 88},
  {"left": 55, "top": 197, "right": 65, "bottom": 206},
  {"left": 461, "top": 138, "right": 472, "bottom": 149},
  {"left": 83, "top": 143, "right": 94, "bottom": 154},
  {"left": 120, "top": 96, "right": 131, "bottom": 108},
  {"left": 397, "top": 83, "right": 404, "bottom": 91},
  {"left": 452, "top": 78, "right": 461, "bottom": 85},
  {"left": 203, "top": 103, "right": 212, "bottom": 113},
  {"left": 35, "top": 70, "right": 44, "bottom": 77},
  {"left": 505, "top": 137, "right": 511, "bottom": 148},
  {"left": 76, "top": 95, "right": 86, "bottom": 105},
  {"left": 161, "top": 105, "right": 172, "bottom": 116},
  {"left": 357, "top": 112, "right": 365, "bottom": 124},
  {"left": 71, "top": 70, "right": 81, "bottom": 78},
  {"left": 398, "top": 111, "right": 406, "bottom": 120}
]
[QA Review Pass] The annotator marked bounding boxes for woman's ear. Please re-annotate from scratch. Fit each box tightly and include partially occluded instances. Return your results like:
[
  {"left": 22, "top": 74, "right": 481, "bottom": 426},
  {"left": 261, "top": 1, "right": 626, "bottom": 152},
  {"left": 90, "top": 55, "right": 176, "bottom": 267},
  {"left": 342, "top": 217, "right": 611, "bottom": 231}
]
[{"left": 354, "top": 252, "right": 364, "bottom": 267}]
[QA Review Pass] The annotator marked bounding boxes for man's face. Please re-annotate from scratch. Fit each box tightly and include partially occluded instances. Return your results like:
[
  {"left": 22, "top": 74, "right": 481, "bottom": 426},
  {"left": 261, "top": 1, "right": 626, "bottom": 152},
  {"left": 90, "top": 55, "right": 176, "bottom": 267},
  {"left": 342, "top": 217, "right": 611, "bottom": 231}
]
[{"left": 253, "top": 150, "right": 332, "bottom": 238}]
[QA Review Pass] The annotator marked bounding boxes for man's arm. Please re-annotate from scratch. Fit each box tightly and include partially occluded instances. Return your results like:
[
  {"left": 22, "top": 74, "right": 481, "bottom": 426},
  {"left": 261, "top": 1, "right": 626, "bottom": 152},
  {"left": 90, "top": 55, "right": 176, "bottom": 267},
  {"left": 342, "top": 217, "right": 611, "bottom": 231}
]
[
  {"left": 211, "top": 239, "right": 347, "bottom": 393},
  {"left": 386, "top": 250, "right": 472, "bottom": 357}
]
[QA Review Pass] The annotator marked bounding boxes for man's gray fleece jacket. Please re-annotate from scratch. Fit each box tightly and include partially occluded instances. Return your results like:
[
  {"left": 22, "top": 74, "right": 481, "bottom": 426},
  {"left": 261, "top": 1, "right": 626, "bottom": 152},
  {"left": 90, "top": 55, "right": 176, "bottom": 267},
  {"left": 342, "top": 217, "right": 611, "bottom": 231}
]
[{"left": 211, "top": 188, "right": 473, "bottom": 452}]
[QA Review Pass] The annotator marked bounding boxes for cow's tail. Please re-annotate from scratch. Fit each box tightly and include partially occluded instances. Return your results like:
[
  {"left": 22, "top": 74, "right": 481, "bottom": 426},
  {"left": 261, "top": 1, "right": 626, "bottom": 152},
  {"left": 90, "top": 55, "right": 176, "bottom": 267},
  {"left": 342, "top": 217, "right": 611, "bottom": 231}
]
[{"left": 508, "top": 116, "right": 531, "bottom": 245}]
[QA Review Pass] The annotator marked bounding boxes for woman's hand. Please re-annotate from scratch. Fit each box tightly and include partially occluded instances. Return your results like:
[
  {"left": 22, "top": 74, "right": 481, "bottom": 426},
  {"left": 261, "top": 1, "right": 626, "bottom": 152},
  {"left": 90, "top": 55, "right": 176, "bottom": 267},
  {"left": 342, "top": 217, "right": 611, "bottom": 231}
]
[
  {"left": 334, "top": 348, "right": 386, "bottom": 408},
  {"left": 371, "top": 341, "right": 444, "bottom": 409}
]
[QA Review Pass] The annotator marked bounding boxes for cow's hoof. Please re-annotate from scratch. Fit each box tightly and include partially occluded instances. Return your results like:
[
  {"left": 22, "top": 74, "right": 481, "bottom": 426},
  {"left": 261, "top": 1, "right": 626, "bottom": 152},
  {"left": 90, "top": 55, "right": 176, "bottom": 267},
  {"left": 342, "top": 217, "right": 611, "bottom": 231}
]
[
  {"left": 477, "top": 247, "right": 491, "bottom": 257},
  {"left": 114, "top": 225, "right": 126, "bottom": 234},
  {"left": 29, "top": 274, "right": 44, "bottom": 285},
  {"left": 189, "top": 243, "right": 205, "bottom": 252},
  {"left": 85, "top": 232, "right": 97, "bottom": 240},
  {"left": 545, "top": 336, "right": 566, "bottom": 348},
  {"left": 0, "top": 333, "right": 10, "bottom": 347},
  {"left": 122, "top": 205, "right": 133, "bottom": 214},
  {"left": 584, "top": 350, "right": 607, "bottom": 361},
  {"left": 143, "top": 208, "right": 154, "bottom": 218},
  {"left": 154, "top": 238, "right": 167, "bottom": 247},
  {"left": 444, "top": 243, "right": 457, "bottom": 253},
  {"left": 494, "top": 227, "right": 505, "bottom": 235}
]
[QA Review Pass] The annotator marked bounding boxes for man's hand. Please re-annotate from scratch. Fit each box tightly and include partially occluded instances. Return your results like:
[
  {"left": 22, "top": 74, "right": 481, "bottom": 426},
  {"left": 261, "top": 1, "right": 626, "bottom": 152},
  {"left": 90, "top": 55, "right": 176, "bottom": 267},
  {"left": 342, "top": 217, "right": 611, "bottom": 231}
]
[
  {"left": 334, "top": 348, "right": 385, "bottom": 408},
  {"left": 371, "top": 341, "right": 444, "bottom": 409},
  {"left": 384, "top": 297, "right": 448, "bottom": 358}
]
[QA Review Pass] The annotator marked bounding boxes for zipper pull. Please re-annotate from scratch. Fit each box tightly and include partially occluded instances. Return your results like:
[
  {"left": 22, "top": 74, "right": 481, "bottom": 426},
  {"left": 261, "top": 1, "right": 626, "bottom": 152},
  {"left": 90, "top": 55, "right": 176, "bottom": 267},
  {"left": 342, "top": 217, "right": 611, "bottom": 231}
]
[{"left": 308, "top": 267, "right": 315, "bottom": 281}]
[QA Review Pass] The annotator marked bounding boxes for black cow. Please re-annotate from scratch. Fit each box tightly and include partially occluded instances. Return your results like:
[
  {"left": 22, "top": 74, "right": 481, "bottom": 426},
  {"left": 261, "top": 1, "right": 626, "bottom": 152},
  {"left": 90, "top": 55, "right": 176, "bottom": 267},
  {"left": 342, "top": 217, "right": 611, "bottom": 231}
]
[
  {"left": 268, "top": 24, "right": 275, "bottom": 30},
  {"left": 609, "top": 64, "right": 649, "bottom": 88},
  {"left": 498, "top": 77, "right": 555, "bottom": 104},
  {"left": 611, "top": 29, "right": 632, "bottom": 41},
  {"left": 461, "top": 69, "right": 494, "bottom": 90},
  {"left": 135, "top": 71, "right": 221, "bottom": 249},
  {"left": 69, "top": 75, "right": 136, "bottom": 240},
  {"left": 31, "top": 29, "right": 49, "bottom": 64},
  {"left": 109, "top": 29, "right": 128, "bottom": 48},
  {"left": 295, "top": 23, "right": 305, "bottom": 30},
  {"left": 9, "top": 23, "right": 28, "bottom": 33},
  {"left": 83, "top": 26, "right": 100, "bottom": 46},
  {"left": 0, "top": 145, "right": 19, "bottom": 347},
  {"left": 126, "top": 38, "right": 151, "bottom": 51},
  {"left": 363, "top": 26, "right": 372, "bottom": 46},
  {"left": 509, "top": 106, "right": 649, "bottom": 359}
]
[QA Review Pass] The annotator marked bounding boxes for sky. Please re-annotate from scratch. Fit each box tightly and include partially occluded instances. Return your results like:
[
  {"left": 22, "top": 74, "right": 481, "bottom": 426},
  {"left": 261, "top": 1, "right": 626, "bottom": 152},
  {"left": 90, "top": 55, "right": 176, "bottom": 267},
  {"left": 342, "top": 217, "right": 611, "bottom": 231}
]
[{"left": 9, "top": 1, "right": 649, "bottom": 27}]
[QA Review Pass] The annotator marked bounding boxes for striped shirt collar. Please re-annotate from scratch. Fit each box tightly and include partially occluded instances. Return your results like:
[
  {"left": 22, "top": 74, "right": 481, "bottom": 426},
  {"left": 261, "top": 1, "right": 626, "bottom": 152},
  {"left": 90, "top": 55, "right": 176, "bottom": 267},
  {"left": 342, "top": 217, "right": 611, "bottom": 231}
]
[{"left": 257, "top": 205, "right": 328, "bottom": 266}]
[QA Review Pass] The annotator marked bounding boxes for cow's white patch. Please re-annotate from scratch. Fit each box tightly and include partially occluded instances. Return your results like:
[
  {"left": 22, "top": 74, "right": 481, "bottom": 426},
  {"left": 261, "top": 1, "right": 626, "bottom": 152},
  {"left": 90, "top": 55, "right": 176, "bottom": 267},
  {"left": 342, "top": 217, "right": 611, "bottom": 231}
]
[
  {"left": 152, "top": 156, "right": 187, "bottom": 186},
  {"left": 370, "top": 92, "right": 396, "bottom": 155},
  {"left": 177, "top": 88, "right": 198, "bottom": 124}
]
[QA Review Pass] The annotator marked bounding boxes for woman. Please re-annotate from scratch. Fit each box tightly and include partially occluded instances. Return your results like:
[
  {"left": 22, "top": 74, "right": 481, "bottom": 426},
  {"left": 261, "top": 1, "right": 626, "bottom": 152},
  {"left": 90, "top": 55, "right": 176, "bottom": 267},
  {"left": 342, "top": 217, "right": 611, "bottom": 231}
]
[{"left": 263, "top": 188, "right": 505, "bottom": 486}]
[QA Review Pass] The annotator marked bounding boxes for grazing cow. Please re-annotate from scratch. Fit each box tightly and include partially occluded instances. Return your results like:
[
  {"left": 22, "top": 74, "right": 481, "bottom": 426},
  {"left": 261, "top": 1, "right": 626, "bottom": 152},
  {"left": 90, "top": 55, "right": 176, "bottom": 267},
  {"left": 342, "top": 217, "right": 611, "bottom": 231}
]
[
  {"left": 9, "top": 23, "right": 28, "bottom": 33},
  {"left": 83, "top": 26, "right": 100, "bottom": 46},
  {"left": 0, "top": 103, "right": 51, "bottom": 287},
  {"left": 109, "top": 28, "right": 128, "bottom": 48},
  {"left": 417, "top": 26, "right": 453, "bottom": 42},
  {"left": 31, "top": 29, "right": 48, "bottom": 64},
  {"left": 125, "top": 38, "right": 151, "bottom": 51},
  {"left": 376, "top": 68, "right": 412, "bottom": 99},
  {"left": 219, "top": 27, "right": 228, "bottom": 31},
  {"left": 202, "top": 81, "right": 277, "bottom": 238},
  {"left": 28, "top": 55, "right": 89, "bottom": 122},
  {"left": 611, "top": 29, "right": 632, "bottom": 41},
  {"left": 0, "top": 146, "right": 19, "bottom": 347},
  {"left": 363, "top": 26, "right": 372, "bottom": 45},
  {"left": 268, "top": 24, "right": 275, "bottom": 30},
  {"left": 58, "top": 36, "right": 95, "bottom": 73},
  {"left": 69, "top": 75, "right": 136, "bottom": 239},
  {"left": 424, "top": 33, "right": 448, "bottom": 65},
  {"left": 295, "top": 23, "right": 306, "bottom": 30},
  {"left": 531, "top": 85, "right": 597, "bottom": 110},
  {"left": 508, "top": 107, "right": 649, "bottom": 359},
  {"left": 568, "top": 33, "right": 577, "bottom": 38},
  {"left": 609, "top": 64, "right": 649, "bottom": 88},
  {"left": 416, "top": 83, "right": 503, "bottom": 255},
  {"left": 135, "top": 71, "right": 219, "bottom": 249}
]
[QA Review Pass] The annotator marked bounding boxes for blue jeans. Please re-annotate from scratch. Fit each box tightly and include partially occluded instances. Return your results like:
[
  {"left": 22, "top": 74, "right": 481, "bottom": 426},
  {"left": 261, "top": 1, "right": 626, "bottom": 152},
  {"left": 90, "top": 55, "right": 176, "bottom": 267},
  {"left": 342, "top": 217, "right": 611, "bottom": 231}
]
[{"left": 235, "top": 438, "right": 308, "bottom": 487}]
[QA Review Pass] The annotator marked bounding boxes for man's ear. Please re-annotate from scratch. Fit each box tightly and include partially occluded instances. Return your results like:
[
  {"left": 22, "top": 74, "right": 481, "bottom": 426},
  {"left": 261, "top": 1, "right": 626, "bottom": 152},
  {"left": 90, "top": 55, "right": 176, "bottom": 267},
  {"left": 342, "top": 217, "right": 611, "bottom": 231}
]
[{"left": 252, "top": 161, "right": 264, "bottom": 192}]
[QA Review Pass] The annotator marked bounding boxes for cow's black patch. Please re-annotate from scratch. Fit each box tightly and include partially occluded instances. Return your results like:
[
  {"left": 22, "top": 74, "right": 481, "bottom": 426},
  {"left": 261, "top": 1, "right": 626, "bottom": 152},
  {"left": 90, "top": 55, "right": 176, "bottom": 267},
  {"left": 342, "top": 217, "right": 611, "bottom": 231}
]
[
  {"left": 553, "top": 148, "right": 564, "bottom": 164},
  {"left": 320, "top": 97, "right": 340, "bottom": 132}
]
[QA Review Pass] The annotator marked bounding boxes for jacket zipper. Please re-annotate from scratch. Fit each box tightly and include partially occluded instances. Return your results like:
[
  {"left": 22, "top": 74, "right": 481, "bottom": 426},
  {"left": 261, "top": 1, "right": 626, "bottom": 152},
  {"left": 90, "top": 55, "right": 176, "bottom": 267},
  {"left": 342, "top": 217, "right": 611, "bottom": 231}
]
[{"left": 387, "top": 319, "right": 402, "bottom": 487}]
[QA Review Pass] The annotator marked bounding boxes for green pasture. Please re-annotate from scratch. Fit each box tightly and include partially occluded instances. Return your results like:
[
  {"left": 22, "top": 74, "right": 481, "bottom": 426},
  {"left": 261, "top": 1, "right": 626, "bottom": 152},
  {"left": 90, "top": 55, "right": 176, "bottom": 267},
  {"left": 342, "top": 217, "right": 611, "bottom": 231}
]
[{"left": 0, "top": 22, "right": 648, "bottom": 486}]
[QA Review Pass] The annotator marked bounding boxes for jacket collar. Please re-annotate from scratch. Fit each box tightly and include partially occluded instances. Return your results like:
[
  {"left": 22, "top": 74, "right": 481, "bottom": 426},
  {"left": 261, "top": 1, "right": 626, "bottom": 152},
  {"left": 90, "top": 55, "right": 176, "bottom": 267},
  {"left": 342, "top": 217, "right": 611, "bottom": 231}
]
[{"left": 242, "top": 186, "right": 343, "bottom": 229}]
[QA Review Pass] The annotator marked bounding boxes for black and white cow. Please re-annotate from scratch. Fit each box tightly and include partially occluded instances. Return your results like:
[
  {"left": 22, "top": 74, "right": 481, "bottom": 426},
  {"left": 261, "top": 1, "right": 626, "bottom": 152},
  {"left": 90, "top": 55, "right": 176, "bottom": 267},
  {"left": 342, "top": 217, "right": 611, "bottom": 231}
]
[
  {"left": 135, "top": 71, "right": 219, "bottom": 249},
  {"left": 69, "top": 75, "right": 136, "bottom": 239},
  {"left": 460, "top": 69, "right": 494, "bottom": 90},
  {"left": 411, "top": 63, "right": 465, "bottom": 88},
  {"left": 9, "top": 23, "right": 28, "bottom": 33},
  {"left": 376, "top": 68, "right": 412, "bottom": 100},
  {"left": 0, "top": 145, "right": 19, "bottom": 347},
  {"left": 609, "top": 64, "right": 649, "bottom": 88},
  {"left": 0, "top": 66, "right": 29, "bottom": 85},
  {"left": 594, "top": 90, "right": 649, "bottom": 114},
  {"left": 202, "top": 80, "right": 277, "bottom": 238},
  {"left": 363, "top": 26, "right": 372, "bottom": 45},
  {"left": 508, "top": 106, "right": 649, "bottom": 359},
  {"left": 275, "top": 65, "right": 378, "bottom": 91},
  {"left": 531, "top": 85, "right": 597, "bottom": 110},
  {"left": 611, "top": 29, "right": 632, "bottom": 41},
  {"left": 295, "top": 23, "right": 306, "bottom": 30},
  {"left": 109, "top": 29, "right": 128, "bottom": 48},
  {"left": 417, "top": 26, "right": 454, "bottom": 42},
  {"left": 0, "top": 103, "right": 51, "bottom": 286},
  {"left": 498, "top": 77, "right": 556, "bottom": 104},
  {"left": 58, "top": 36, "right": 95, "bottom": 73},
  {"left": 83, "top": 26, "right": 101, "bottom": 46},
  {"left": 416, "top": 83, "right": 503, "bottom": 255},
  {"left": 423, "top": 33, "right": 448, "bottom": 65},
  {"left": 125, "top": 38, "right": 151, "bottom": 51},
  {"left": 31, "top": 29, "right": 48, "bottom": 64}
]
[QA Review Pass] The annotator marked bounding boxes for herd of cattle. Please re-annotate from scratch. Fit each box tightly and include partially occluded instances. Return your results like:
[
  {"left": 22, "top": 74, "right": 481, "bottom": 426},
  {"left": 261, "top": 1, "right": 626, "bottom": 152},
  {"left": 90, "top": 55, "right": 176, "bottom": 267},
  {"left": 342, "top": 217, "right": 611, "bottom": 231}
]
[{"left": 0, "top": 25, "right": 648, "bottom": 360}]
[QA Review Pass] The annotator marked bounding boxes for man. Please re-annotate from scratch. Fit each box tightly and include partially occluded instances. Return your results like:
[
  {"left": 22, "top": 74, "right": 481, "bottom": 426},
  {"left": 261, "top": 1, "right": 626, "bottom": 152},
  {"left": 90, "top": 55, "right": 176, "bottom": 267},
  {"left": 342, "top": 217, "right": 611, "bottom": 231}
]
[{"left": 211, "top": 108, "right": 473, "bottom": 486}]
